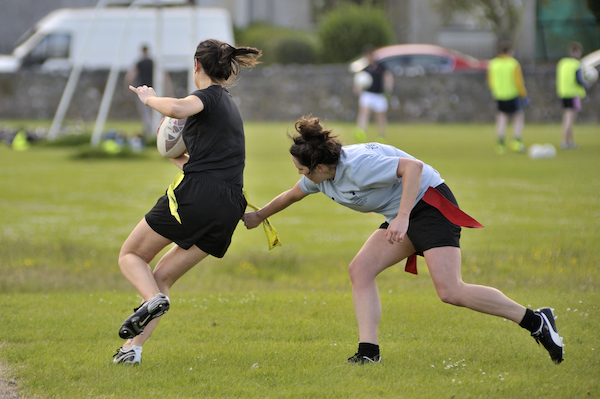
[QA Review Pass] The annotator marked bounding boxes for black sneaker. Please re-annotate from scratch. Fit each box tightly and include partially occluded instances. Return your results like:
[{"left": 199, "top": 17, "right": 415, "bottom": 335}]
[
  {"left": 119, "top": 293, "right": 170, "bottom": 339},
  {"left": 112, "top": 346, "right": 142, "bottom": 365},
  {"left": 347, "top": 353, "right": 382, "bottom": 365},
  {"left": 531, "top": 307, "right": 564, "bottom": 364}
]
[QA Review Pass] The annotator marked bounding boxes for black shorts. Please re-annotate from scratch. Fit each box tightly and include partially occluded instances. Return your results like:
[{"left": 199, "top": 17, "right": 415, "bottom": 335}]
[
  {"left": 145, "top": 173, "right": 246, "bottom": 258},
  {"left": 379, "top": 183, "right": 461, "bottom": 256},
  {"left": 496, "top": 98, "right": 522, "bottom": 114},
  {"left": 561, "top": 97, "right": 581, "bottom": 110}
]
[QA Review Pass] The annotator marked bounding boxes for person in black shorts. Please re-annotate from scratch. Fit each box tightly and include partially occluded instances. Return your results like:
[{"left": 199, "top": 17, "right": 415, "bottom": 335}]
[
  {"left": 243, "top": 116, "right": 564, "bottom": 366},
  {"left": 112, "top": 39, "right": 261, "bottom": 365},
  {"left": 487, "top": 41, "right": 529, "bottom": 154}
]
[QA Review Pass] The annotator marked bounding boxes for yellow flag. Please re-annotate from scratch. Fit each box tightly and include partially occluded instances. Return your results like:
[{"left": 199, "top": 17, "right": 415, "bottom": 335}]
[
  {"left": 167, "top": 172, "right": 185, "bottom": 224},
  {"left": 243, "top": 191, "right": 281, "bottom": 250}
]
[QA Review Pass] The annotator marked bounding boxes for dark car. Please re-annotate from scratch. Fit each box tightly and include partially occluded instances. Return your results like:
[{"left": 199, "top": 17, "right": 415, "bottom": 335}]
[{"left": 350, "top": 44, "right": 489, "bottom": 76}]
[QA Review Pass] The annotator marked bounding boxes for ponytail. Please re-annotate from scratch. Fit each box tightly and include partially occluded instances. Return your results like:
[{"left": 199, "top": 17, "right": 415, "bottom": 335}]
[{"left": 195, "top": 39, "right": 262, "bottom": 83}]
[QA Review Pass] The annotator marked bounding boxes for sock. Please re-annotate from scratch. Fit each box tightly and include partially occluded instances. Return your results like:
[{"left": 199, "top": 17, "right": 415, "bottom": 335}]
[
  {"left": 519, "top": 309, "right": 543, "bottom": 333},
  {"left": 358, "top": 342, "right": 380, "bottom": 358},
  {"left": 498, "top": 137, "right": 505, "bottom": 146}
]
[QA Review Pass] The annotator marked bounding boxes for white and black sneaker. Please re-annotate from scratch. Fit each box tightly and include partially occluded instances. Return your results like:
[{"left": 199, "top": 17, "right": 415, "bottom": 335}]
[
  {"left": 347, "top": 353, "right": 382, "bottom": 365},
  {"left": 119, "top": 293, "right": 170, "bottom": 339},
  {"left": 532, "top": 307, "right": 564, "bottom": 364},
  {"left": 112, "top": 345, "right": 142, "bottom": 365}
]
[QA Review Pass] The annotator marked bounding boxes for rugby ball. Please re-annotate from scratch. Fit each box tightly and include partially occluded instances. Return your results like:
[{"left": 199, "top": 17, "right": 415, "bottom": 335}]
[
  {"left": 353, "top": 71, "right": 373, "bottom": 89},
  {"left": 583, "top": 67, "right": 599, "bottom": 84},
  {"left": 156, "top": 116, "right": 187, "bottom": 158}
]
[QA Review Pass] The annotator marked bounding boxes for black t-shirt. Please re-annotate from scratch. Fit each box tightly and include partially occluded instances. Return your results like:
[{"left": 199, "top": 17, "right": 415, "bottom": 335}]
[
  {"left": 365, "top": 62, "right": 387, "bottom": 94},
  {"left": 135, "top": 58, "right": 153, "bottom": 86},
  {"left": 182, "top": 85, "right": 245, "bottom": 188}
]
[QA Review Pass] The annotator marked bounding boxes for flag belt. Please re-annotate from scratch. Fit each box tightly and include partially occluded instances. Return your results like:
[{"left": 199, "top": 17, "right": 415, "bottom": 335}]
[{"left": 404, "top": 186, "right": 483, "bottom": 275}]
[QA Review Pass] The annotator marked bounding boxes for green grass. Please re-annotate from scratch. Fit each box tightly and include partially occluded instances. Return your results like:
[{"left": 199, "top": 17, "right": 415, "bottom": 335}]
[{"left": 0, "top": 121, "right": 599, "bottom": 398}]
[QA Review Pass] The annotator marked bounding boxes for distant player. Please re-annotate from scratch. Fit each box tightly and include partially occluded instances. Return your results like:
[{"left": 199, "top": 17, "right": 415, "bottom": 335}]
[
  {"left": 125, "top": 45, "right": 154, "bottom": 140},
  {"left": 556, "top": 41, "right": 590, "bottom": 150},
  {"left": 243, "top": 116, "right": 564, "bottom": 365},
  {"left": 487, "top": 41, "right": 528, "bottom": 154},
  {"left": 354, "top": 45, "right": 393, "bottom": 142},
  {"left": 112, "top": 39, "right": 261, "bottom": 365}
]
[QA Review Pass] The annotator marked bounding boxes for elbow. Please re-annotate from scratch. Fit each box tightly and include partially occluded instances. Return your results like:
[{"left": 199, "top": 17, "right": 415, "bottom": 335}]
[{"left": 413, "top": 159, "right": 424, "bottom": 173}]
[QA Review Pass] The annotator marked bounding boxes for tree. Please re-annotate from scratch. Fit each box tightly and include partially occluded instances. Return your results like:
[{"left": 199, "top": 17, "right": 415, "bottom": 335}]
[
  {"left": 586, "top": 0, "right": 600, "bottom": 23},
  {"left": 431, "top": 0, "right": 527, "bottom": 43}
]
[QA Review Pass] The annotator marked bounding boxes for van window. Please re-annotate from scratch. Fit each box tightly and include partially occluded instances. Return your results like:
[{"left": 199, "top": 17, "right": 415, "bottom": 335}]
[{"left": 23, "top": 33, "right": 71, "bottom": 67}]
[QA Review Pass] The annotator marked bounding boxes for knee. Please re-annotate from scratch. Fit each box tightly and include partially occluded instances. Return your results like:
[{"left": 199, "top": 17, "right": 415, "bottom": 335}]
[
  {"left": 435, "top": 285, "right": 464, "bottom": 307},
  {"left": 348, "top": 260, "right": 372, "bottom": 287}
]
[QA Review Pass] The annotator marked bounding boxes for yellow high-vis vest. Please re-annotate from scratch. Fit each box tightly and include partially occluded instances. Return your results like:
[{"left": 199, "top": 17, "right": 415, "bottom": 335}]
[
  {"left": 487, "top": 55, "right": 527, "bottom": 100},
  {"left": 556, "top": 57, "right": 586, "bottom": 99}
]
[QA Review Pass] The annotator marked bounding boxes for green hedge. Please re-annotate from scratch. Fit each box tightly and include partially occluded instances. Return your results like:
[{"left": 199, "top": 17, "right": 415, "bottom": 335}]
[
  {"left": 236, "top": 24, "right": 318, "bottom": 65},
  {"left": 317, "top": 3, "right": 394, "bottom": 64}
]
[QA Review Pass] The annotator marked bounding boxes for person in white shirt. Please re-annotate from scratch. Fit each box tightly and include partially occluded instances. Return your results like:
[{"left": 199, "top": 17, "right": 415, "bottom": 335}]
[{"left": 243, "top": 115, "right": 564, "bottom": 365}]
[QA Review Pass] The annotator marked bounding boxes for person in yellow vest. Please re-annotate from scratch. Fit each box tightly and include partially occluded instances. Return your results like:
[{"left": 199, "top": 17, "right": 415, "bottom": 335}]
[
  {"left": 487, "top": 41, "right": 529, "bottom": 154},
  {"left": 556, "top": 42, "right": 590, "bottom": 150}
]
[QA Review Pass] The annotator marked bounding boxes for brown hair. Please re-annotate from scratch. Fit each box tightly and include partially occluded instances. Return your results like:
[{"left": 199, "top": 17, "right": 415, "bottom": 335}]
[
  {"left": 289, "top": 116, "right": 343, "bottom": 172},
  {"left": 194, "top": 39, "right": 261, "bottom": 83},
  {"left": 568, "top": 41, "right": 583, "bottom": 56}
]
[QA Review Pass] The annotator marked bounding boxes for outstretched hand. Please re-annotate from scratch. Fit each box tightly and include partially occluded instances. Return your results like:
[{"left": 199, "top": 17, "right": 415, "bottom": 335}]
[{"left": 129, "top": 85, "right": 157, "bottom": 105}]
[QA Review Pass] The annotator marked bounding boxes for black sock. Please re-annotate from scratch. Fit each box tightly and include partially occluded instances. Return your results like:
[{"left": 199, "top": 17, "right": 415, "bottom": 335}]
[
  {"left": 358, "top": 342, "right": 380, "bottom": 358},
  {"left": 519, "top": 309, "right": 543, "bottom": 333}
]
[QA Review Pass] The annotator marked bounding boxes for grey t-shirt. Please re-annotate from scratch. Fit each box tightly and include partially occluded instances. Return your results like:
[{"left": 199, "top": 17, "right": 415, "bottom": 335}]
[{"left": 299, "top": 143, "right": 444, "bottom": 222}]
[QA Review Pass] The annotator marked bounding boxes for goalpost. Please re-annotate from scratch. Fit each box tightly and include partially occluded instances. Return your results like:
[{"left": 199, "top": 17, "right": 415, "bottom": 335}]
[{"left": 47, "top": 0, "right": 195, "bottom": 146}]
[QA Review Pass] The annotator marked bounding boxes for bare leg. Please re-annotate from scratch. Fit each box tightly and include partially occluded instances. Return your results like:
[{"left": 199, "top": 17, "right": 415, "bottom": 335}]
[
  {"left": 374, "top": 111, "right": 387, "bottom": 139},
  {"left": 348, "top": 229, "right": 416, "bottom": 344},
  {"left": 118, "top": 219, "right": 209, "bottom": 348},
  {"left": 561, "top": 109, "right": 577, "bottom": 147},
  {"left": 512, "top": 110, "right": 524, "bottom": 141},
  {"left": 356, "top": 105, "right": 371, "bottom": 132},
  {"left": 496, "top": 112, "right": 508, "bottom": 142},
  {"left": 424, "top": 247, "right": 526, "bottom": 323}
]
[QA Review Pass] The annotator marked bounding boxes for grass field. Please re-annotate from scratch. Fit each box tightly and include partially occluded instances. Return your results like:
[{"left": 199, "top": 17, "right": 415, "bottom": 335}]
[{"left": 0, "top": 121, "right": 599, "bottom": 398}]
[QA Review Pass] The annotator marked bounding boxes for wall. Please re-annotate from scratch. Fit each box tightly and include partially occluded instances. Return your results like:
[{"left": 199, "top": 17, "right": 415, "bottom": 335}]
[{"left": 0, "top": 65, "right": 598, "bottom": 124}]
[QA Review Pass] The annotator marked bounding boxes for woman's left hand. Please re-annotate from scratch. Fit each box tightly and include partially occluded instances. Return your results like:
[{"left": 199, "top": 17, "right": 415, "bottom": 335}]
[
  {"left": 386, "top": 216, "right": 409, "bottom": 244},
  {"left": 129, "top": 85, "right": 157, "bottom": 105}
]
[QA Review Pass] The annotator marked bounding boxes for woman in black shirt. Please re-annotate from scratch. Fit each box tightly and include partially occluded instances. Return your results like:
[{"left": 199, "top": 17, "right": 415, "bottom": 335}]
[{"left": 112, "top": 39, "right": 261, "bottom": 365}]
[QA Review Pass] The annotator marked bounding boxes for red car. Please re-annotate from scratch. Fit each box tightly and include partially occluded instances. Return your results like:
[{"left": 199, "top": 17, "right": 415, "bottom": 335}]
[{"left": 349, "top": 44, "right": 489, "bottom": 76}]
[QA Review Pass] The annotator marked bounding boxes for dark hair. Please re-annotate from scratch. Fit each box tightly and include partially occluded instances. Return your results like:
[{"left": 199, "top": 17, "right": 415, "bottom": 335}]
[
  {"left": 497, "top": 40, "right": 512, "bottom": 55},
  {"left": 289, "top": 116, "right": 343, "bottom": 172},
  {"left": 194, "top": 39, "right": 262, "bottom": 83}
]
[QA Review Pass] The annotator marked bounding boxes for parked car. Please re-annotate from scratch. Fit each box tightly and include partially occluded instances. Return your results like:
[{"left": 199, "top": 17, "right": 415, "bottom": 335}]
[{"left": 349, "top": 44, "right": 489, "bottom": 76}]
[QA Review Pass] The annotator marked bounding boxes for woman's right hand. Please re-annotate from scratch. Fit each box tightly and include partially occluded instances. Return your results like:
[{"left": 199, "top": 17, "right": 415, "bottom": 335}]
[
  {"left": 242, "top": 211, "right": 262, "bottom": 229},
  {"left": 129, "top": 85, "right": 157, "bottom": 105}
]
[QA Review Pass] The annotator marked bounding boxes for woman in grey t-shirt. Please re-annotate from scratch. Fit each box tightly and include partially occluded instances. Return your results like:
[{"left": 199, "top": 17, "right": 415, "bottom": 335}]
[{"left": 243, "top": 115, "right": 564, "bottom": 365}]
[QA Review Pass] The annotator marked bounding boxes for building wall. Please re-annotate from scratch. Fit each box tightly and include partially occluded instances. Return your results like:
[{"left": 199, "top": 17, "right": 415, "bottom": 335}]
[{"left": 1, "top": 66, "right": 597, "bottom": 124}]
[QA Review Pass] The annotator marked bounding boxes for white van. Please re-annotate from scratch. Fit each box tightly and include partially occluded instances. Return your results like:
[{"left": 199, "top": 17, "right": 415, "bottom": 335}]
[{"left": 0, "top": 6, "right": 234, "bottom": 73}]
